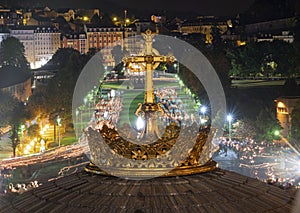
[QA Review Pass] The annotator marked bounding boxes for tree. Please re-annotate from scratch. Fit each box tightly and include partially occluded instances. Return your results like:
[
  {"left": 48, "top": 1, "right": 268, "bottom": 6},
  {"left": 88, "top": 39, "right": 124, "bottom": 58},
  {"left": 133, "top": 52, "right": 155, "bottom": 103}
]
[
  {"left": 211, "top": 25, "right": 223, "bottom": 49},
  {"left": 9, "top": 125, "right": 20, "bottom": 158},
  {"left": 0, "top": 91, "right": 29, "bottom": 157},
  {"left": 271, "top": 40, "right": 299, "bottom": 77},
  {"left": 212, "top": 110, "right": 226, "bottom": 133},
  {"left": 226, "top": 41, "right": 300, "bottom": 78},
  {"left": 26, "top": 85, "right": 48, "bottom": 120},
  {"left": 27, "top": 124, "right": 40, "bottom": 139},
  {"left": 234, "top": 118, "right": 257, "bottom": 139},
  {"left": 228, "top": 42, "right": 264, "bottom": 77},
  {"left": 291, "top": 101, "right": 300, "bottom": 150},
  {"left": 0, "top": 37, "right": 29, "bottom": 69},
  {"left": 0, "top": 91, "right": 19, "bottom": 127},
  {"left": 31, "top": 48, "right": 92, "bottom": 128},
  {"left": 255, "top": 108, "right": 282, "bottom": 143}
]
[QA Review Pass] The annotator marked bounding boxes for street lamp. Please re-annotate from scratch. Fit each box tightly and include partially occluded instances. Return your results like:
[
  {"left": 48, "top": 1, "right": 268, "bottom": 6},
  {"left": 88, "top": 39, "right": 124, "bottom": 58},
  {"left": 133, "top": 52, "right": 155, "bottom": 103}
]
[
  {"left": 20, "top": 124, "right": 25, "bottom": 147},
  {"left": 76, "top": 109, "right": 79, "bottom": 137},
  {"left": 274, "top": 130, "right": 280, "bottom": 136},
  {"left": 136, "top": 116, "right": 145, "bottom": 131},
  {"left": 84, "top": 97, "right": 89, "bottom": 121},
  {"left": 226, "top": 114, "right": 233, "bottom": 140},
  {"left": 57, "top": 116, "right": 62, "bottom": 147},
  {"left": 174, "top": 62, "right": 179, "bottom": 73},
  {"left": 200, "top": 106, "right": 207, "bottom": 124}
]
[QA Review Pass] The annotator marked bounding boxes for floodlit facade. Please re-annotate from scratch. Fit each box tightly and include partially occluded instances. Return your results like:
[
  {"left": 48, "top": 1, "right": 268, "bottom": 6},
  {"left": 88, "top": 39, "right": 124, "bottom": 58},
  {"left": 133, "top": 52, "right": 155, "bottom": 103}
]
[
  {"left": 62, "top": 27, "right": 138, "bottom": 66},
  {"left": 275, "top": 96, "right": 300, "bottom": 138},
  {"left": 256, "top": 31, "right": 294, "bottom": 43},
  {"left": 62, "top": 33, "right": 88, "bottom": 54},
  {"left": 178, "top": 18, "right": 228, "bottom": 44},
  {"left": 10, "top": 26, "right": 61, "bottom": 69},
  {"left": 85, "top": 26, "right": 123, "bottom": 67}
]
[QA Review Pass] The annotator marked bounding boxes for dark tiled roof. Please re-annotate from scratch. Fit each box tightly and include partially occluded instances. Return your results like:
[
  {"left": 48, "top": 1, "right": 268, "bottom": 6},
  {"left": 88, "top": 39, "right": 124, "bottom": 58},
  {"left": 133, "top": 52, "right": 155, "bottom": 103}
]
[
  {"left": 9, "top": 25, "right": 39, "bottom": 31},
  {"left": 63, "top": 32, "right": 87, "bottom": 39},
  {"left": 1, "top": 169, "right": 296, "bottom": 212},
  {"left": 85, "top": 24, "right": 119, "bottom": 30},
  {"left": 9, "top": 25, "right": 59, "bottom": 33},
  {"left": 31, "top": 14, "right": 52, "bottom": 22},
  {"left": 0, "top": 66, "right": 32, "bottom": 89},
  {"left": 0, "top": 25, "right": 9, "bottom": 33},
  {"left": 56, "top": 8, "right": 73, "bottom": 13}
]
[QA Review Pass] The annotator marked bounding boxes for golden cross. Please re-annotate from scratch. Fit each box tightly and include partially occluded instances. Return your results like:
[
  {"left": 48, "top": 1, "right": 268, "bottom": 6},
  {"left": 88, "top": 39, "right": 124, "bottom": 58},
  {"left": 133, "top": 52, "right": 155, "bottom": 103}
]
[{"left": 123, "top": 29, "right": 175, "bottom": 103}]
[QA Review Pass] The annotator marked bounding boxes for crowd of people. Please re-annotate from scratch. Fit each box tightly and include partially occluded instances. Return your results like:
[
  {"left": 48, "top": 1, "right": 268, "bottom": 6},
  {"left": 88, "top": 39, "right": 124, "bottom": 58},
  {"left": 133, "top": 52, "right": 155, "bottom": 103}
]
[
  {"left": 155, "top": 87, "right": 199, "bottom": 127},
  {"left": 214, "top": 137, "right": 299, "bottom": 189},
  {"left": 214, "top": 137, "right": 257, "bottom": 158},
  {"left": 94, "top": 94, "right": 122, "bottom": 131},
  {"left": 6, "top": 180, "right": 40, "bottom": 194}
]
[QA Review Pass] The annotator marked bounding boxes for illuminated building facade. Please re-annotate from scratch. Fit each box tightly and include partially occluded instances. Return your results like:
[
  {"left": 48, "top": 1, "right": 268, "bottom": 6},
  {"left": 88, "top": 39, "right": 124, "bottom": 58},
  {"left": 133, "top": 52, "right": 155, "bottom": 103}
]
[
  {"left": 61, "top": 27, "right": 137, "bottom": 66},
  {"left": 86, "top": 26, "right": 123, "bottom": 67},
  {"left": 275, "top": 96, "right": 300, "bottom": 138},
  {"left": 84, "top": 26, "right": 136, "bottom": 66},
  {"left": 62, "top": 33, "right": 88, "bottom": 54},
  {"left": 177, "top": 17, "right": 228, "bottom": 44},
  {"left": 10, "top": 26, "right": 61, "bottom": 69},
  {"left": 256, "top": 31, "right": 294, "bottom": 43}
]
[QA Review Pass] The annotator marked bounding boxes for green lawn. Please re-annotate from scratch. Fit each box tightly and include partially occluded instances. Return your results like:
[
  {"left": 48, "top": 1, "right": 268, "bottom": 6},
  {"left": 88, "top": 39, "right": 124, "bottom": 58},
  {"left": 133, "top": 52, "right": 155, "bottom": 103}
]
[
  {"left": 61, "top": 133, "right": 77, "bottom": 146},
  {"left": 102, "top": 81, "right": 129, "bottom": 90},
  {"left": 102, "top": 80, "right": 179, "bottom": 90},
  {"left": 46, "top": 131, "right": 77, "bottom": 148},
  {"left": 74, "top": 77, "right": 200, "bottom": 130},
  {"left": 231, "top": 79, "right": 300, "bottom": 88},
  {"left": 0, "top": 151, "right": 12, "bottom": 160}
]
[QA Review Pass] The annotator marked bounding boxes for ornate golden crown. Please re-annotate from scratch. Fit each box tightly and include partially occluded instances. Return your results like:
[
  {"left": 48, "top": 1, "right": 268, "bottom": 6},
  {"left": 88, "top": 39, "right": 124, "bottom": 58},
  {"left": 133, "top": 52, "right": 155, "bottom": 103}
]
[{"left": 85, "top": 123, "right": 216, "bottom": 177}]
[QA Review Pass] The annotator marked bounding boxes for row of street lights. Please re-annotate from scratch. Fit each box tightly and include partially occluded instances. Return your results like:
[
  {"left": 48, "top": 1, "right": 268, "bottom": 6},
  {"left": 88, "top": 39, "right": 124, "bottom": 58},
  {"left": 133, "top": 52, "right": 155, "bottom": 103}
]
[
  {"left": 227, "top": 114, "right": 233, "bottom": 140},
  {"left": 199, "top": 106, "right": 234, "bottom": 140},
  {"left": 175, "top": 72, "right": 234, "bottom": 139},
  {"left": 57, "top": 116, "right": 62, "bottom": 147}
]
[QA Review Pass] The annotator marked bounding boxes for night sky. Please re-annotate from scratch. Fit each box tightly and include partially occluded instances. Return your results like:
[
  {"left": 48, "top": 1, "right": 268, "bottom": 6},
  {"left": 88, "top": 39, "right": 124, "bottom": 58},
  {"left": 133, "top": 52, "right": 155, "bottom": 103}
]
[
  {"left": 110, "top": 0, "right": 255, "bottom": 16},
  {"left": 0, "top": 0, "right": 255, "bottom": 16}
]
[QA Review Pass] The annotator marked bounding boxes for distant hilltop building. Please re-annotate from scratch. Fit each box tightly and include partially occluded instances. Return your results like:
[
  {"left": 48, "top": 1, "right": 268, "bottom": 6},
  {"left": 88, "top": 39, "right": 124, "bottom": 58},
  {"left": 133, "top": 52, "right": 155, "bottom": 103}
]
[
  {"left": 174, "top": 16, "right": 229, "bottom": 44},
  {"left": 244, "top": 17, "right": 297, "bottom": 43},
  {"left": 9, "top": 26, "right": 61, "bottom": 69},
  {"left": 0, "top": 5, "right": 23, "bottom": 26},
  {"left": 244, "top": 17, "right": 296, "bottom": 35},
  {"left": 256, "top": 30, "right": 294, "bottom": 43},
  {"left": 0, "top": 66, "right": 32, "bottom": 102},
  {"left": 22, "top": 7, "right": 100, "bottom": 25}
]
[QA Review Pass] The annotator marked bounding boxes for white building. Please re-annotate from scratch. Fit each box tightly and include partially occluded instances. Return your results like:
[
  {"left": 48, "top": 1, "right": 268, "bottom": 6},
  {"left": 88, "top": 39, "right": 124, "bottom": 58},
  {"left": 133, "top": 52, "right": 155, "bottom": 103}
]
[
  {"left": 0, "top": 25, "right": 9, "bottom": 45},
  {"left": 256, "top": 31, "right": 294, "bottom": 43},
  {"left": 10, "top": 26, "right": 61, "bottom": 69}
]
